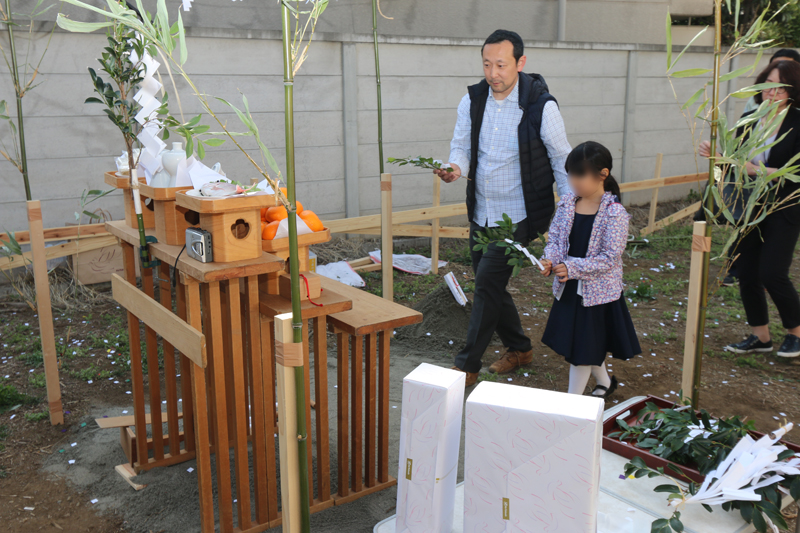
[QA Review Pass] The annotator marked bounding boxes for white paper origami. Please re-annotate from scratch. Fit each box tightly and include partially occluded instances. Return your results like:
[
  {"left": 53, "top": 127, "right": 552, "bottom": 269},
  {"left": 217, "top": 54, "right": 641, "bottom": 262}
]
[
  {"left": 396, "top": 363, "right": 466, "bottom": 533},
  {"left": 464, "top": 382, "right": 604, "bottom": 533}
]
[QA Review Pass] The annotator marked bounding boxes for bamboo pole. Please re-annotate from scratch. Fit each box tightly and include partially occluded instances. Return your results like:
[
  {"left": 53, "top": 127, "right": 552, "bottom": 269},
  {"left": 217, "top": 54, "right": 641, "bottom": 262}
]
[
  {"left": 275, "top": 313, "right": 301, "bottom": 533},
  {"left": 381, "top": 173, "right": 393, "bottom": 301},
  {"left": 372, "top": 0, "right": 384, "bottom": 174},
  {"left": 280, "top": 3, "right": 311, "bottom": 530},
  {"left": 647, "top": 153, "right": 663, "bottom": 232},
  {"left": 690, "top": 0, "right": 723, "bottom": 408},
  {"left": 431, "top": 175, "right": 441, "bottom": 275},
  {"left": 26, "top": 201, "right": 63, "bottom": 425},
  {"left": 6, "top": 0, "right": 31, "bottom": 200}
]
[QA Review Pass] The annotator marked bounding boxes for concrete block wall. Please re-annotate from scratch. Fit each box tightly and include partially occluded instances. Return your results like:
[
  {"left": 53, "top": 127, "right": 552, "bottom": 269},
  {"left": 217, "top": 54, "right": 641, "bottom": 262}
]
[{"left": 0, "top": 28, "right": 777, "bottom": 233}]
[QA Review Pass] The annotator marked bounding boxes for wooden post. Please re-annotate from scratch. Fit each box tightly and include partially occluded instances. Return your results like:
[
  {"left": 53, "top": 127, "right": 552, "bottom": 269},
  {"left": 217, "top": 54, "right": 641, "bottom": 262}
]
[
  {"left": 275, "top": 312, "right": 301, "bottom": 533},
  {"left": 647, "top": 153, "right": 663, "bottom": 232},
  {"left": 431, "top": 175, "right": 441, "bottom": 275},
  {"left": 380, "top": 173, "right": 393, "bottom": 301},
  {"left": 682, "top": 221, "right": 708, "bottom": 401},
  {"left": 26, "top": 201, "right": 63, "bottom": 425}
]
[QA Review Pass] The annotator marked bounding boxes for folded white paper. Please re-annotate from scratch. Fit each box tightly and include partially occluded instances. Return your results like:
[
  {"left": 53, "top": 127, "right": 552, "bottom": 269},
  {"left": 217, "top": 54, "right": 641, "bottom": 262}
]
[
  {"left": 138, "top": 147, "right": 163, "bottom": 176},
  {"left": 396, "top": 363, "right": 465, "bottom": 533},
  {"left": 187, "top": 159, "right": 225, "bottom": 190},
  {"left": 137, "top": 121, "right": 166, "bottom": 158},
  {"left": 273, "top": 216, "right": 313, "bottom": 240},
  {"left": 464, "top": 382, "right": 603, "bottom": 532},
  {"left": 133, "top": 75, "right": 162, "bottom": 107},
  {"left": 175, "top": 155, "right": 195, "bottom": 187}
]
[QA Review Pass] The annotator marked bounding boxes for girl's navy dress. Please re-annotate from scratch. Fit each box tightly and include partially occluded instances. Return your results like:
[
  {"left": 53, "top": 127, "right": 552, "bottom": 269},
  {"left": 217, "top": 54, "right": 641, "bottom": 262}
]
[{"left": 542, "top": 213, "right": 641, "bottom": 366}]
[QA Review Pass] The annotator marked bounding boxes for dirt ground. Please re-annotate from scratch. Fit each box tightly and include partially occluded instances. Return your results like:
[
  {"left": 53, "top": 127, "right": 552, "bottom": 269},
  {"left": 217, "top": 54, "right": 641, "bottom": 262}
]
[{"left": 1, "top": 200, "right": 800, "bottom": 532}]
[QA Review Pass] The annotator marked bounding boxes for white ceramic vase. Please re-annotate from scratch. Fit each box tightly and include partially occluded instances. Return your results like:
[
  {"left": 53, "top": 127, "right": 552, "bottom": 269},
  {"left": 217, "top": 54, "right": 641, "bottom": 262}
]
[
  {"left": 150, "top": 167, "right": 171, "bottom": 187},
  {"left": 161, "top": 142, "right": 187, "bottom": 187}
]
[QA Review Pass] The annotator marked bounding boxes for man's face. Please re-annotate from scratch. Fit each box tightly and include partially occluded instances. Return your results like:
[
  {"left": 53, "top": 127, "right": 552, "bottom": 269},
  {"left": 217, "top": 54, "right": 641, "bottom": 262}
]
[{"left": 482, "top": 41, "right": 525, "bottom": 95}]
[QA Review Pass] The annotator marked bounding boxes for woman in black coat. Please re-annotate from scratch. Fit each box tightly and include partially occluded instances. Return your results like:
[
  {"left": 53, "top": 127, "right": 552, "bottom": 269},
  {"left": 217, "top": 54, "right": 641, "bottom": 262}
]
[{"left": 700, "top": 59, "right": 800, "bottom": 357}]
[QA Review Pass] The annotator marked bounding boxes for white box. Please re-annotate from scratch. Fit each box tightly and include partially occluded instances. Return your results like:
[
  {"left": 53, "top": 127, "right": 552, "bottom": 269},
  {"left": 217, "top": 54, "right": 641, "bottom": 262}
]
[
  {"left": 464, "top": 382, "right": 604, "bottom": 532},
  {"left": 396, "top": 363, "right": 466, "bottom": 533}
]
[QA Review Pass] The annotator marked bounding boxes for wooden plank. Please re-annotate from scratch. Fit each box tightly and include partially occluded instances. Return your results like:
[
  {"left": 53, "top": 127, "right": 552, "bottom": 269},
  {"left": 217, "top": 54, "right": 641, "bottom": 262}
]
[
  {"left": 26, "top": 201, "right": 63, "bottom": 426},
  {"left": 302, "top": 320, "right": 314, "bottom": 498},
  {"left": 176, "top": 278, "right": 195, "bottom": 453},
  {"left": 313, "top": 316, "right": 331, "bottom": 503},
  {"left": 346, "top": 225, "right": 469, "bottom": 239},
  {"left": 365, "top": 333, "right": 377, "bottom": 488},
  {"left": 208, "top": 281, "right": 234, "bottom": 533},
  {"left": 185, "top": 277, "right": 214, "bottom": 533},
  {"left": 618, "top": 172, "right": 708, "bottom": 194},
  {"left": 105, "top": 221, "right": 284, "bottom": 282},
  {"left": 347, "top": 257, "right": 373, "bottom": 268},
  {"left": 95, "top": 411, "right": 183, "bottom": 429},
  {"left": 258, "top": 289, "right": 352, "bottom": 320},
  {"left": 351, "top": 263, "right": 381, "bottom": 273},
  {"left": 381, "top": 173, "right": 393, "bottom": 302},
  {"left": 226, "top": 278, "right": 252, "bottom": 530},
  {"left": 140, "top": 266, "right": 164, "bottom": 462},
  {"left": 121, "top": 243, "right": 149, "bottom": 470},
  {"left": 336, "top": 331, "right": 350, "bottom": 498},
  {"left": 326, "top": 202, "right": 467, "bottom": 234},
  {"left": 351, "top": 334, "right": 363, "bottom": 493},
  {"left": 640, "top": 201, "right": 702, "bottom": 236},
  {"left": 111, "top": 274, "right": 207, "bottom": 368},
  {"left": 0, "top": 223, "right": 107, "bottom": 245},
  {"left": 115, "top": 463, "right": 146, "bottom": 491},
  {"left": 431, "top": 175, "right": 441, "bottom": 275},
  {"left": 158, "top": 262, "right": 181, "bottom": 458},
  {"left": 322, "top": 278, "right": 422, "bottom": 336},
  {"left": 647, "top": 153, "right": 663, "bottom": 231},
  {"left": 377, "top": 330, "right": 390, "bottom": 483},
  {"left": 682, "top": 222, "right": 706, "bottom": 402},
  {"left": 259, "top": 314, "right": 279, "bottom": 521},
  {"left": 245, "top": 276, "right": 270, "bottom": 525},
  {"left": 0, "top": 234, "right": 117, "bottom": 272},
  {"left": 275, "top": 313, "right": 301, "bottom": 533}
]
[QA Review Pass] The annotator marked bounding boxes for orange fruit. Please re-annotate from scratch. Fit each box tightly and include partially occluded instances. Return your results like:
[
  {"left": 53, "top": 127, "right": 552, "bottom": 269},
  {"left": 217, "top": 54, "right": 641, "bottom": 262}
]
[
  {"left": 280, "top": 187, "right": 288, "bottom": 196},
  {"left": 260, "top": 208, "right": 268, "bottom": 222},
  {"left": 262, "top": 220, "right": 279, "bottom": 240},
  {"left": 299, "top": 210, "right": 324, "bottom": 232},
  {"left": 266, "top": 206, "right": 288, "bottom": 222},
  {"left": 296, "top": 201, "right": 304, "bottom": 215}
]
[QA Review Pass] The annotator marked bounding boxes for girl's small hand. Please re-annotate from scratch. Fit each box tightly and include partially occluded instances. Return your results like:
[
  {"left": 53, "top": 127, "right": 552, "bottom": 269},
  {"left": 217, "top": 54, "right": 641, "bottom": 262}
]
[
  {"left": 540, "top": 259, "right": 552, "bottom": 276},
  {"left": 554, "top": 263, "right": 569, "bottom": 282}
]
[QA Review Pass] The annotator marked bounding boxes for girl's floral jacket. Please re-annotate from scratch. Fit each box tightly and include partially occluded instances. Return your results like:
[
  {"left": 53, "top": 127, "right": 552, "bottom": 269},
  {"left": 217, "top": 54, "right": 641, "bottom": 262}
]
[{"left": 543, "top": 192, "right": 631, "bottom": 306}]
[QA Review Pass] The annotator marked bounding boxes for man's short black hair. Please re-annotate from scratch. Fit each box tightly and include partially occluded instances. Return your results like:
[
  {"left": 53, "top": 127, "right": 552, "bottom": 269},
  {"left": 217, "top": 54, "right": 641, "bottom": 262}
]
[
  {"left": 770, "top": 48, "right": 800, "bottom": 63},
  {"left": 482, "top": 30, "right": 524, "bottom": 62}
]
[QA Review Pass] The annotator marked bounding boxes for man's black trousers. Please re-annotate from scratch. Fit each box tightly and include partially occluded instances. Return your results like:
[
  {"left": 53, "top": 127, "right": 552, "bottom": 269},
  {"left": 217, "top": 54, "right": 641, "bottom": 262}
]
[{"left": 454, "top": 219, "right": 533, "bottom": 373}]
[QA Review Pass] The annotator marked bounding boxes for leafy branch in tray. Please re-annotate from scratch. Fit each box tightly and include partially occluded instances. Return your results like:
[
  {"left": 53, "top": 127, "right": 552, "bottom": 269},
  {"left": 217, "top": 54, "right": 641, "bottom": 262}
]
[
  {"left": 388, "top": 156, "right": 454, "bottom": 173},
  {"left": 612, "top": 400, "right": 800, "bottom": 533},
  {"left": 472, "top": 214, "right": 545, "bottom": 277}
]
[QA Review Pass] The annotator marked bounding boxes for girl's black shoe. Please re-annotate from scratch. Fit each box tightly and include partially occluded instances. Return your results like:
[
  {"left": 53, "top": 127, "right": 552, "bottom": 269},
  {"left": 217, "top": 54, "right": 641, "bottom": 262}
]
[
  {"left": 725, "top": 335, "right": 773, "bottom": 354},
  {"left": 590, "top": 375, "right": 618, "bottom": 399},
  {"left": 777, "top": 334, "right": 800, "bottom": 358}
]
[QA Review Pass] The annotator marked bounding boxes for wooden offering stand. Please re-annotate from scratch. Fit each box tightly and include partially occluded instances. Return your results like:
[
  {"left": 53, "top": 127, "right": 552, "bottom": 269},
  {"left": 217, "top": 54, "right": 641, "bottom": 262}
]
[
  {"left": 176, "top": 191, "right": 277, "bottom": 263},
  {"left": 104, "top": 171, "right": 156, "bottom": 230},
  {"left": 138, "top": 183, "right": 197, "bottom": 245}
]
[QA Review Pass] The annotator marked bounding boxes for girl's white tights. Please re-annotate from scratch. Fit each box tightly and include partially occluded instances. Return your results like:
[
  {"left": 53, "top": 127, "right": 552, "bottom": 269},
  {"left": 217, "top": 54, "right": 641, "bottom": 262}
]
[{"left": 568, "top": 362, "right": 612, "bottom": 395}]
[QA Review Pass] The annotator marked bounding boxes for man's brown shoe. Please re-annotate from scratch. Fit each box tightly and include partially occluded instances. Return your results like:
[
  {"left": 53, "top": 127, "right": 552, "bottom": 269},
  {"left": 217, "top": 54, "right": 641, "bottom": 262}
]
[
  {"left": 488, "top": 349, "right": 533, "bottom": 374},
  {"left": 451, "top": 366, "right": 479, "bottom": 387}
]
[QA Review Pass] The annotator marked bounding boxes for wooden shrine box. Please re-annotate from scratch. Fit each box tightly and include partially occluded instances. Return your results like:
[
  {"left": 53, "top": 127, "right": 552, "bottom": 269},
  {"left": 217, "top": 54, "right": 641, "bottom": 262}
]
[
  {"left": 139, "top": 183, "right": 198, "bottom": 245},
  {"left": 278, "top": 271, "right": 321, "bottom": 300},
  {"left": 104, "top": 171, "right": 156, "bottom": 230},
  {"left": 261, "top": 227, "right": 331, "bottom": 294},
  {"left": 175, "top": 191, "right": 277, "bottom": 263}
]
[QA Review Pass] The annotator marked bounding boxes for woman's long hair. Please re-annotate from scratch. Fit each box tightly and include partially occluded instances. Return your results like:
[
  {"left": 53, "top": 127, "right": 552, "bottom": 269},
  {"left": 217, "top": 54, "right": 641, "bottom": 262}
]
[{"left": 564, "top": 141, "right": 621, "bottom": 199}]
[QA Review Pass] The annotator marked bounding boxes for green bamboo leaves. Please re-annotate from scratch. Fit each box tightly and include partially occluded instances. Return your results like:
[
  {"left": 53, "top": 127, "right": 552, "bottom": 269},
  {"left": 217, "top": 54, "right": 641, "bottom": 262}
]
[{"left": 388, "top": 156, "right": 454, "bottom": 173}]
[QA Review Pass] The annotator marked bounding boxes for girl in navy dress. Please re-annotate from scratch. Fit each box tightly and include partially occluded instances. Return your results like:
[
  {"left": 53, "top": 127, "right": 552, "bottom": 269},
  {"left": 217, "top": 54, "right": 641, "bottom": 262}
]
[{"left": 541, "top": 141, "right": 641, "bottom": 398}]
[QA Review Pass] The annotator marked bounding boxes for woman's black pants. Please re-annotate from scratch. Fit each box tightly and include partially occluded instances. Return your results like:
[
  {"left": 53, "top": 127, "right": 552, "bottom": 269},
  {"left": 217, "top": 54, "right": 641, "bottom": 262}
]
[{"left": 735, "top": 212, "right": 800, "bottom": 329}]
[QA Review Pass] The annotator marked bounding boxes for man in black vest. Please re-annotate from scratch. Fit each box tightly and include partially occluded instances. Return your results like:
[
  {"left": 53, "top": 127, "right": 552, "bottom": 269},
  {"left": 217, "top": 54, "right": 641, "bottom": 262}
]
[{"left": 434, "top": 29, "right": 571, "bottom": 387}]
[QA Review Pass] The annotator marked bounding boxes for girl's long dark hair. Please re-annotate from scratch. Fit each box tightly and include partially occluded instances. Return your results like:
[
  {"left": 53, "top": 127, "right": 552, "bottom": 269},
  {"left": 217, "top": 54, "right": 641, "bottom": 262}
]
[{"left": 564, "top": 141, "right": 621, "bottom": 200}]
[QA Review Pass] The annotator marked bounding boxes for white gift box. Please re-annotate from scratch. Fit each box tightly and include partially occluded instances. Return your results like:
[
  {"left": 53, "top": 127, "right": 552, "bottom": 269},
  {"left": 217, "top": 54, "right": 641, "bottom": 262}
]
[
  {"left": 396, "top": 363, "right": 466, "bottom": 533},
  {"left": 464, "top": 382, "right": 604, "bottom": 532}
]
